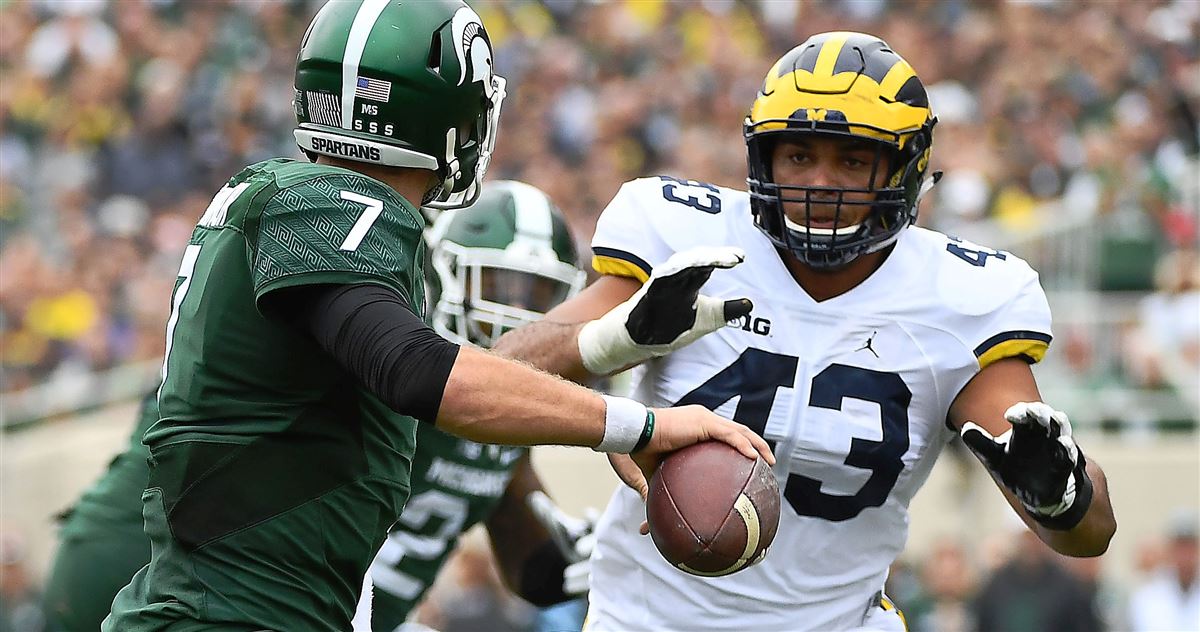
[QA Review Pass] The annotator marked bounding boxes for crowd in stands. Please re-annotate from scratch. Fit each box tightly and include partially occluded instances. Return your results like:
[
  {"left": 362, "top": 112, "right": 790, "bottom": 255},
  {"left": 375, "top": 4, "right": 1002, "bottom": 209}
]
[
  {"left": 1, "top": 0, "right": 1196, "bottom": 397},
  {"left": 0, "top": 3, "right": 1197, "bottom": 630}
]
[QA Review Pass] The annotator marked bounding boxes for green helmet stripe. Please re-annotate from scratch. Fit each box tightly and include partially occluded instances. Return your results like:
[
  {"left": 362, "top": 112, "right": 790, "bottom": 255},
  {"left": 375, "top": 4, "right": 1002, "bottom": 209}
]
[
  {"left": 341, "top": 0, "right": 391, "bottom": 129},
  {"left": 509, "top": 182, "right": 553, "bottom": 251}
]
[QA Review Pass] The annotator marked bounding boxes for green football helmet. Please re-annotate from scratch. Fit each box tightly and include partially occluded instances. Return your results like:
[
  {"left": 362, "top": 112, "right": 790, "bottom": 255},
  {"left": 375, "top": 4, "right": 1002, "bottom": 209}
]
[
  {"left": 293, "top": 0, "right": 506, "bottom": 209},
  {"left": 429, "top": 181, "right": 586, "bottom": 348}
]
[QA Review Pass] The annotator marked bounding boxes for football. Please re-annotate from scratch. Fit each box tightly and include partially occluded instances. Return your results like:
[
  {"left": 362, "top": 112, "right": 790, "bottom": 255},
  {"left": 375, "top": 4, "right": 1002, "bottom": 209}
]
[{"left": 646, "top": 441, "right": 781, "bottom": 577}]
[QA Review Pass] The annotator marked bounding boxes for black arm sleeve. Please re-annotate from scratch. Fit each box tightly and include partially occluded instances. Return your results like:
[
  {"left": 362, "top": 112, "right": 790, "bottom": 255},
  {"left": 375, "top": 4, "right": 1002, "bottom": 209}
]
[{"left": 262, "top": 283, "right": 460, "bottom": 422}]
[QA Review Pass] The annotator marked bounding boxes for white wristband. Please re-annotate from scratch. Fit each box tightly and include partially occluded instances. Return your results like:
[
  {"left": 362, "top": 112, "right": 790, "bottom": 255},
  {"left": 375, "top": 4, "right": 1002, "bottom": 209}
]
[{"left": 594, "top": 395, "right": 648, "bottom": 453}]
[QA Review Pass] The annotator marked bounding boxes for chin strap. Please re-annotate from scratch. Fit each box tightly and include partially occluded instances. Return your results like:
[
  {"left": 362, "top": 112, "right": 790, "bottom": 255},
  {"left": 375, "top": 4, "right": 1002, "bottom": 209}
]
[{"left": 916, "top": 170, "right": 943, "bottom": 203}]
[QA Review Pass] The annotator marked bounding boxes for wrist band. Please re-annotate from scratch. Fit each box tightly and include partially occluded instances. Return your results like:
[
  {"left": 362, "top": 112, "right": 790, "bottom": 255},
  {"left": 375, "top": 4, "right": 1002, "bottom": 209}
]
[
  {"left": 594, "top": 395, "right": 649, "bottom": 453},
  {"left": 632, "top": 410, "right": 655, "bottom": 453},
  {"left": 1031, "top": 452, "right": 1094, "bottom": 531}
]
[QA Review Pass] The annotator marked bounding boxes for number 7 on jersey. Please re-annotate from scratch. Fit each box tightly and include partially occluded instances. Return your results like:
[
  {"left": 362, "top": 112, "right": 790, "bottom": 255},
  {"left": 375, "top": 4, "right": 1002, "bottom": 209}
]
[
  {"left": 340, "top": 191, "right": 384, "bottom": 252},
  {"left": 159, "top": 243, "right": 202, "bottom": 396}
]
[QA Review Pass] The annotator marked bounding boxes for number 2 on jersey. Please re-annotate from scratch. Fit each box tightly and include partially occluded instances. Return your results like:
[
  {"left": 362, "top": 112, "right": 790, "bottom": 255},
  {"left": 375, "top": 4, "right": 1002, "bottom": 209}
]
[
  {"left": 676, "top": 348, "right": 911, "bottom": 522},
  {"left": 370, "top": 490, "right": 469, "bottom": 599}
]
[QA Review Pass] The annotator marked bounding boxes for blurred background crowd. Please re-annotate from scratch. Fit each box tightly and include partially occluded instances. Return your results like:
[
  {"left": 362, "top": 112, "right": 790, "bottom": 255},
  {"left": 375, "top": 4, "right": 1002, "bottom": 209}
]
[
  {"left": 1, "top": 0, "right": 1197, "bottom": 401},
  {"left": 0, "top": 0, "right": 1197, "bottom": 631}
]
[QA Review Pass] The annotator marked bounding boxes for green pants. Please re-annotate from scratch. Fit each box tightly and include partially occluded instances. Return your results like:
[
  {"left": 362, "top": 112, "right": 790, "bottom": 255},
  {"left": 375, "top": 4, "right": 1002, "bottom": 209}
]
[
  {"left": 43, "top": 522, "right": 150, "bottom": 631},
  {"left": 104, "top": 448, "right": 406, "bottom": 632}
]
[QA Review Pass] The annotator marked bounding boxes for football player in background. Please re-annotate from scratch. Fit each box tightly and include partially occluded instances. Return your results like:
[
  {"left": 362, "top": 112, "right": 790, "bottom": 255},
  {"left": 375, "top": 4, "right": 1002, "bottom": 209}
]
[
  {"left": 357, "top": 180, "right": 594, "bottom": 630},
  {"left": 493, "top": 31, "right": 1117, "bottom": 631},
  {"left": 102, "top": 2, "right": 772, "bottom": 630},
  {"left": 43, "top": 392, "right": 157, "bottom": 631}
]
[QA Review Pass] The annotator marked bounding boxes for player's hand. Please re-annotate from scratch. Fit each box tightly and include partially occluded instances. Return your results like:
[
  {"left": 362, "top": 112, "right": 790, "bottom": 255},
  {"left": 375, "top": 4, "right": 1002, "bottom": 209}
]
[
  {"left": 607, "top": 453, "right": 648, "bottom": 500},
  {"left": 961, "top": 402, "right": 1091, "bottom": 526},
  {"left": 577, "top": 246, "right": 753, "bottom": 375},
  {"left": 609, "top": 453, "right": 657, "bottom": 537},
  {"left": 527, "top": 491, "right": 597, "bottom": 596},
  {"left": 628, "top": 405, "right": 773, "bottom": 533},
  {"left": 607, "top": 453, "right": 655, "bottom": 535}
]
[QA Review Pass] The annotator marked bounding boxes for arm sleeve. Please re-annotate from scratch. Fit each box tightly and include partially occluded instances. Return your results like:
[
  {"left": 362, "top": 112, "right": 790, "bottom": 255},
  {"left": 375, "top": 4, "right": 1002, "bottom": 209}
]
[
  {"left": 263, "top": 283, "right": 459, "bottom": 422},
  {"left": 517, "top": 540, "right": 572, "bottom": 606}
]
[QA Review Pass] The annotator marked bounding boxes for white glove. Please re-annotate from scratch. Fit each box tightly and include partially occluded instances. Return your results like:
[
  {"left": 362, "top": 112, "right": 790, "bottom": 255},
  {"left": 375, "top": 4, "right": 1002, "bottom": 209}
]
[
  {"left": 527, "top": 490, "right": 598, "bottom": 596},
  {"left": 578, "top": 246, "right": 752, "bottom": 375},
  {"left": 961, "top": 402, "right": 1093, "bottom": 529},
  {"left": 563, "top": 532, "right": 595, "bottom": 596}
]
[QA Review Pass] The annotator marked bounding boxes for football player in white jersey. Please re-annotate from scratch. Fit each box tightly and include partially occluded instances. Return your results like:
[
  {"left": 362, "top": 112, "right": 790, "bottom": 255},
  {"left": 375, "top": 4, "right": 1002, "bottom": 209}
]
[{"left": 494, "top": 31, "right": 1116, "bottom": 631}]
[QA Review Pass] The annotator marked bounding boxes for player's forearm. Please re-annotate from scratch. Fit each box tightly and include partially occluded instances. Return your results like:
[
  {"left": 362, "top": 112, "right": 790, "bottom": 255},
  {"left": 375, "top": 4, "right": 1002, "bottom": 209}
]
[
  {"left": 1031, "top": 459, "right": 1116, "bottom": 557},
  {"left": 436, "top": 346, "right": 604, "bottom": 447},
  {"left": 493, "top": 274, "right": 645, "bottom": 382},
  {"left": 485, "top": 457, "right": 555, "bottom": 597},
  {"left": 493, "top": 319, "right": 591, "bottom": 383}
]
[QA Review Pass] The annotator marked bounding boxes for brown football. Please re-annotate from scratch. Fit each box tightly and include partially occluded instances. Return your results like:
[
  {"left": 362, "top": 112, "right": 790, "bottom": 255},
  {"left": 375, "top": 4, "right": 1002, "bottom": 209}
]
[{"left": 646, "top": 441, "right": 781, "bottom": 577}]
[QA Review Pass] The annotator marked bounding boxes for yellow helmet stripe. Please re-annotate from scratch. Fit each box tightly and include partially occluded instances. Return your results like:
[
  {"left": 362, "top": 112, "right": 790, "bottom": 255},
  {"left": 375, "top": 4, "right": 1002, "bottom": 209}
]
[
  {"left": 878, "top": 60, "right": 916, "bottom": 101},
  {"left": 813, "top": 32, "right": 850, "bottom": 77}
]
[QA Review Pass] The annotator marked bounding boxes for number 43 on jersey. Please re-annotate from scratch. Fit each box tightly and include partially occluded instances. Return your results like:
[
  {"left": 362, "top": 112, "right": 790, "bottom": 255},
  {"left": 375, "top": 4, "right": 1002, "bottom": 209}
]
[{"left": 677, "top": 348, "right": 911, "bottom": 522}]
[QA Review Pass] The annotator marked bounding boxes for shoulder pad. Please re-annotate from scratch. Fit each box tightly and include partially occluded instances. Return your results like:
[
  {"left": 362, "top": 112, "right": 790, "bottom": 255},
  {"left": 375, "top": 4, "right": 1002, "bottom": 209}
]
[
  {"left": 592, "top": 176, "right": 745, "bottom": 280},
  {"left": 913, "top": 228, "right": 1052, "bottom": 367},
  {"left": 633, "top": 176, "right": 745, "bottom": 246},
  {"left": 929, "top": 231, "right": 1041, "bottom": 317}
]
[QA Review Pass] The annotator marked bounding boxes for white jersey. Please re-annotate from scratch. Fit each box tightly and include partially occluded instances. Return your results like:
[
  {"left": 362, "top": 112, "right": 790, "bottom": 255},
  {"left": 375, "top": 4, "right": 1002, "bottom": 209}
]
[{"left": 587, "top": 177, "right": 1053, "bottom": 631}]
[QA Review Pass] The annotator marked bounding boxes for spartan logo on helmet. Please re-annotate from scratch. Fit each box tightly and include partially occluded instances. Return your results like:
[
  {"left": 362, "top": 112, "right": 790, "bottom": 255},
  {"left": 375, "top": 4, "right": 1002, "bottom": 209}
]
[{"left": 451, "top": 6, "right": 495, "bottom": 98}]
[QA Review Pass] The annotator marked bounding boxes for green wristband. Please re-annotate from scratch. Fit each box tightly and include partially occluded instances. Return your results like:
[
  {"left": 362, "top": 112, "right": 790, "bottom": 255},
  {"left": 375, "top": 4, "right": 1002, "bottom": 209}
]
[{"left": 632, "top": 410, "right": 655, "bottom": 453}]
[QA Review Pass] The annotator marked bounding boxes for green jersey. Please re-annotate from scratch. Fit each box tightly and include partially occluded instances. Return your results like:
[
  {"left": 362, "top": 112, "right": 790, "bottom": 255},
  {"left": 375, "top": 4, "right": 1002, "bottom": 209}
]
[
  {"left": 107, "top": 159, "right": 426, "bottom": 632},
  {"left": 370, "top": 424, "right": 526, "bottom": 630},
  {"left": 45, "top": 393, "right": 157, "bottom": 632},
  {"left": 59, "top": 392, "right": 157, "bottom": 535}
]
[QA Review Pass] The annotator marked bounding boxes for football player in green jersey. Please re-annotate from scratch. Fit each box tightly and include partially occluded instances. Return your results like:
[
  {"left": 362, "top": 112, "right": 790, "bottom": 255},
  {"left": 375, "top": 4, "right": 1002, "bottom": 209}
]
[
  {"left": 362, "top": 180, "right": 593, "bottom": 630},
  {"left": 42, "top": 187, "right": 587, "bottom": 632},
  {"left": 44, "top": 392, "right": 157, "bottom": 631},
  {"left": 103, "top": 2, "right": 771, "bottom": 631}
]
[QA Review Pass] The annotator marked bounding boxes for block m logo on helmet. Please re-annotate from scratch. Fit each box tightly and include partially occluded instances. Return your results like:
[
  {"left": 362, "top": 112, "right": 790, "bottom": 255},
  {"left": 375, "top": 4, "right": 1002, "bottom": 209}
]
[
  {"left": 792, "top": 109, "right": 847, "bottom": 123},
  {"left": 293, "top": 0, "right": 506, "bottom": 210}
]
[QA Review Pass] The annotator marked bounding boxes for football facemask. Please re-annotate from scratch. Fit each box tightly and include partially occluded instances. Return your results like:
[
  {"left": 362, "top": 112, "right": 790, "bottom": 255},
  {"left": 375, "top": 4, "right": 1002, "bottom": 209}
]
[
  {"left": 429, "top": 180, "right": 585, "bottom": 348},
  {"left": 744, "top": 31, "right": 937, "bottom": 269}
]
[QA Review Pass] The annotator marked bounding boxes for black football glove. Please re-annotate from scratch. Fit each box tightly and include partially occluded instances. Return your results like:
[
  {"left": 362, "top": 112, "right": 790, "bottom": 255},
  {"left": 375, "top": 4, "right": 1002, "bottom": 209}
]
[
  {"left": 961, "top": 402, "right": 1093, "bottom": 531},
  {"left": 577, "top": 246, "right": 753, "bottom": 375}
]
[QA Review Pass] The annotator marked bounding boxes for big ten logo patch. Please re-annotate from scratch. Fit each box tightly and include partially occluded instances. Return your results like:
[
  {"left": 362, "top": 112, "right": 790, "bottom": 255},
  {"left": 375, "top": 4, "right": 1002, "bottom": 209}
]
[{"left": 730, "top": 313, "right": 772, "bottom": 336}]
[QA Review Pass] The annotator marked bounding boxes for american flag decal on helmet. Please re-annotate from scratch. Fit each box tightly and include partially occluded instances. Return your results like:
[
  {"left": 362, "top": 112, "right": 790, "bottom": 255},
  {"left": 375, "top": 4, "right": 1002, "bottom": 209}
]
[{"left": 356, "top": 76, "right": 391, "bottom": 102}]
